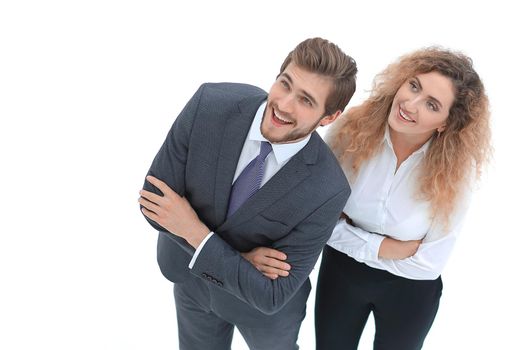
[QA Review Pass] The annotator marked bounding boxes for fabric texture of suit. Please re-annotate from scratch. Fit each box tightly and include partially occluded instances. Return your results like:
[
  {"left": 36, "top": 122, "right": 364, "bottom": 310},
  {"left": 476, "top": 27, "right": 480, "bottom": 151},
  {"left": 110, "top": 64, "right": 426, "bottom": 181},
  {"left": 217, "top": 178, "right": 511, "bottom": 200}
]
[{"left": 142, "top": 82, "right": 350, "bottom": 338}]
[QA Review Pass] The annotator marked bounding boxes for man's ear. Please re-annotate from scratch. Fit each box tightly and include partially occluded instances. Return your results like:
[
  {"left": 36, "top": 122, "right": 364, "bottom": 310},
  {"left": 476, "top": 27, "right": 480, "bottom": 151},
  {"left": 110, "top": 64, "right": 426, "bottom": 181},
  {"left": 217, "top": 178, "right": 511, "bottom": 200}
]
[{"left": 319, "top": 110, "right": 342, "bottom": 126}]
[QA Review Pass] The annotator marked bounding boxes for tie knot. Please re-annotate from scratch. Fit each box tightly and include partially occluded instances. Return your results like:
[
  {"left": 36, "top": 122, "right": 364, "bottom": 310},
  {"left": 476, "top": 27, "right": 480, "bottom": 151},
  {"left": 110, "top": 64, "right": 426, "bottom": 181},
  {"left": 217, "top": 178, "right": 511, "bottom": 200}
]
[{"left": 259, "top": 141, "right": 272, "bottom": 159}]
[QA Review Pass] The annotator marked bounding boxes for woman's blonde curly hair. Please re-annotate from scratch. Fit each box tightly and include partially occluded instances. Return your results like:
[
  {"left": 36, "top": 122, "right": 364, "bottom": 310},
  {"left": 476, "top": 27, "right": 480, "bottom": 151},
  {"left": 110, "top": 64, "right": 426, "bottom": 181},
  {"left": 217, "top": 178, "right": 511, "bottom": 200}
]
[{"left": 328, "top": 47, "right": 492, "bottom": 227}]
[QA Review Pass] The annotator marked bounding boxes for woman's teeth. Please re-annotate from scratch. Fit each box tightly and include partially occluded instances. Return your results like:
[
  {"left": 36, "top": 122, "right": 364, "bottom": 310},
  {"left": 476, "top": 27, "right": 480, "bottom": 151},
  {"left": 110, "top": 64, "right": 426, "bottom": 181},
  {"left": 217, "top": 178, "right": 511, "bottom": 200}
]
[{"left": 399, "top": 108, "right": 414, "bottom": 122}]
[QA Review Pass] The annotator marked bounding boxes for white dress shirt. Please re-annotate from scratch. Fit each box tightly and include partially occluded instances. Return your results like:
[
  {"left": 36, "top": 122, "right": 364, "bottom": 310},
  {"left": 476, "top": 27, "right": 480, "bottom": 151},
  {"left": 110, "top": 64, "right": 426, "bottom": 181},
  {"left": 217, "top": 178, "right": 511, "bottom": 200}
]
[
  {"left": 327, "top": 126, "right": 471, "bottom": 280},
  {"left": 189, "top": 101, "right": 311, "bottom": 268}
]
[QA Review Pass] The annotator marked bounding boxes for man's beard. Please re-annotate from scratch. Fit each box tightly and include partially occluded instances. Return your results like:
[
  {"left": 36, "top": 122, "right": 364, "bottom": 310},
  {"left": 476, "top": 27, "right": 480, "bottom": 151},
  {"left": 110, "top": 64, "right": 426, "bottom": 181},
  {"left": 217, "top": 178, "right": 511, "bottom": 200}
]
[{"left": 260, "top": 106, "right": 324, "bottom": 144}]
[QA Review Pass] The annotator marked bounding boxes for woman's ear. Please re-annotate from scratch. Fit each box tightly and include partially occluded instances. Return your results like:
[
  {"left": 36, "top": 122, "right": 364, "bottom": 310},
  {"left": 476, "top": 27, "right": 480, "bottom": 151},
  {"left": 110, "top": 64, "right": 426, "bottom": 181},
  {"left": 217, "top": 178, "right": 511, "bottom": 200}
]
[{"left": 437, "top": 124, "right": 446, "bottom": 133}]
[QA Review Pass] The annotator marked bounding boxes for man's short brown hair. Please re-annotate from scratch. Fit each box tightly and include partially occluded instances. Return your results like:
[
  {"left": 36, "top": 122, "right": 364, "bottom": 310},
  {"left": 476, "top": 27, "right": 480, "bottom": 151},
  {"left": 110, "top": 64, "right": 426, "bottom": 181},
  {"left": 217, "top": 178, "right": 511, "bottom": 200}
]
[{"left": 280, "top": 37, "right": 357, "bottom": 116}]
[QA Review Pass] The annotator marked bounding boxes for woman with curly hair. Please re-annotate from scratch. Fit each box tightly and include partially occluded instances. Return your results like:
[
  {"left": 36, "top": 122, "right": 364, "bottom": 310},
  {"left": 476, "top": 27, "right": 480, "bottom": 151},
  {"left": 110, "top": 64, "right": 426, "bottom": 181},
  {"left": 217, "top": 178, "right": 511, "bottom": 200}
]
[
  {"left": 314, "top": 47, "right": 492, "bottom": 349},
  {"left": 244, "top": 47, "right": 491, "bottom": 349}
]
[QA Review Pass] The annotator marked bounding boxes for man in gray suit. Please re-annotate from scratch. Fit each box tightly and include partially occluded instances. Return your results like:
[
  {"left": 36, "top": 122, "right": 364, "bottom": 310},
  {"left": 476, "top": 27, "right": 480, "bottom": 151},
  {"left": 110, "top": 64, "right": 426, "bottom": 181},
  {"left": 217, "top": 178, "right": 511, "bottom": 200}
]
[{"left": 139, "top": 37, "right": 357, "bottom": 350}]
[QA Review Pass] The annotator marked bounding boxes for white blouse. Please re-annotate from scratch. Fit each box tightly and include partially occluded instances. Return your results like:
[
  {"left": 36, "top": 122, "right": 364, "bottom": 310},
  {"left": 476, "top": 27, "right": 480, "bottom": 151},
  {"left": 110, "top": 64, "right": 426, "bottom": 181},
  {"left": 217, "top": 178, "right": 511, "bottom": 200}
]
[{"left": 327, "top": 127, "right": 471, "bottom": 280}]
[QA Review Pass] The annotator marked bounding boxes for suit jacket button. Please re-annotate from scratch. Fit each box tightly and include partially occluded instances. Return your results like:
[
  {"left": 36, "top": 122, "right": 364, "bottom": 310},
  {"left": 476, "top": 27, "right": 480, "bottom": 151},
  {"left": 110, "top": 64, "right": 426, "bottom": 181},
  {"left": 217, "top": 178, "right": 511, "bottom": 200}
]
[{"left": 217, "top": 281, "right": 223, "bottom": 287}]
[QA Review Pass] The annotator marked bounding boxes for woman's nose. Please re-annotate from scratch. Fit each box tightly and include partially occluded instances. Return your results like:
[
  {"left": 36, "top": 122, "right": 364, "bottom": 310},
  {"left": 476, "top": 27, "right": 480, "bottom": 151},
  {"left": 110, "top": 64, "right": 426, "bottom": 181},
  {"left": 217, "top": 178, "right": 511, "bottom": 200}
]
[{"left": 403, "top": 97, "right": 420, "bottom": 113}]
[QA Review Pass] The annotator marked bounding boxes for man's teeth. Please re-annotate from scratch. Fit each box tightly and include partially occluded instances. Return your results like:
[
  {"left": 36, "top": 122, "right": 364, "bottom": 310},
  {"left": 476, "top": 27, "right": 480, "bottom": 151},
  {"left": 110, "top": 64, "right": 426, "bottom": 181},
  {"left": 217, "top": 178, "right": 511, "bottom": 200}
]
[
  {"left": 399, "top": 109, "right": 414, "bottom": 122},
  {"left": 274, "top": 111, "right": 292, "bottom": 123}
]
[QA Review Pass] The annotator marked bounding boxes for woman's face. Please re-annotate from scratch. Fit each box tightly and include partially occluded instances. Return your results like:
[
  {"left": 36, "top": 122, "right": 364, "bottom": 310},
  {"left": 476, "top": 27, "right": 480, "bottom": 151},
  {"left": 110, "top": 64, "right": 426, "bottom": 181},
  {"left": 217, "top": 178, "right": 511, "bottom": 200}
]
[{"left": 388, "top": 71, "right": 455, "bottom": 144}]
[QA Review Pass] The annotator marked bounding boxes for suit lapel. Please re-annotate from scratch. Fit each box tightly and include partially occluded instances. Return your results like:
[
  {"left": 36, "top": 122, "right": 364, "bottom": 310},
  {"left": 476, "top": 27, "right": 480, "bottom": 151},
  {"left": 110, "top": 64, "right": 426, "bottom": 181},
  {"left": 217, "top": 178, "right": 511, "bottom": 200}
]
[
  {"left": 213, "top": 93, "right": 267, "bottom": 225},
  {"left": 218, "top": 132, "right": 321, "bottom": 232}
]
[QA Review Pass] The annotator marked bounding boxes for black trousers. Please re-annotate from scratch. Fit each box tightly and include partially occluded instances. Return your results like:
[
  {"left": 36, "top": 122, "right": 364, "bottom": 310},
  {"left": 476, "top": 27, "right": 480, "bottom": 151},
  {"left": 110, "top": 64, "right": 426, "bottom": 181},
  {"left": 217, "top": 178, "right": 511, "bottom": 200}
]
[{"left": 315, "top": 245, "right": 442, "bottom": 350}]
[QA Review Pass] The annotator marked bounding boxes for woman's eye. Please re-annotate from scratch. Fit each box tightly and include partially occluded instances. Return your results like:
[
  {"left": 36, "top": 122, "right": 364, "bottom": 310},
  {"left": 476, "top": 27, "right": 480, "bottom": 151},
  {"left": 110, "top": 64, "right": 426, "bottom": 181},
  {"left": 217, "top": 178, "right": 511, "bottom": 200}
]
[{"left": 427, "top": 101, "right": 439, "bottom": 111}]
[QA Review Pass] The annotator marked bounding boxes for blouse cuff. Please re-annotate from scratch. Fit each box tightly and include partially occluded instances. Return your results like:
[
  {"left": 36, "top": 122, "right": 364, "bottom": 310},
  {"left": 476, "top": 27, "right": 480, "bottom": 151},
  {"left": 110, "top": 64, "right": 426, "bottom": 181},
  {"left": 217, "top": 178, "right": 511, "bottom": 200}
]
[{"left": 366, "top": 233, "right": 386, "bottom": 262}]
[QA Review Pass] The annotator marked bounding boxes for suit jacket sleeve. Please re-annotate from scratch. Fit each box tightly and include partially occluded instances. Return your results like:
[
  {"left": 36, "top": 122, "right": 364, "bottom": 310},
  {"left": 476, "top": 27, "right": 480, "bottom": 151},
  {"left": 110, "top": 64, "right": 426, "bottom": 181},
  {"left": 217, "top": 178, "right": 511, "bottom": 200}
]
[
  {"left": 190, "top": 187, "right": 350, "bottom": 315},
  {"left": 140, "top": 85, "right": 206, "bottom": 255}
]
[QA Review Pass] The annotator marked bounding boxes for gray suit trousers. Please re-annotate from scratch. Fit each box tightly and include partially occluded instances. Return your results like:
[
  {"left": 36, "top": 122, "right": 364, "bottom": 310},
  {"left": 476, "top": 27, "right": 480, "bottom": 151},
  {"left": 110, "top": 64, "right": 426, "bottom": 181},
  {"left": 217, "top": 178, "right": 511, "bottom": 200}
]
[{"left": 174, "top": 275, "right": 302, "bottom": 350}]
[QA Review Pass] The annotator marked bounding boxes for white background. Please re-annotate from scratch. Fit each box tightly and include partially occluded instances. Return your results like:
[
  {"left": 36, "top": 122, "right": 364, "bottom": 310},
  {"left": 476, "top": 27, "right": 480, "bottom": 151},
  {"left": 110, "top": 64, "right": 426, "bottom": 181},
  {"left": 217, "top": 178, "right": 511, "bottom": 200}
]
[{"left": 1, "top": 1, "right": 520, "bottom": 349}]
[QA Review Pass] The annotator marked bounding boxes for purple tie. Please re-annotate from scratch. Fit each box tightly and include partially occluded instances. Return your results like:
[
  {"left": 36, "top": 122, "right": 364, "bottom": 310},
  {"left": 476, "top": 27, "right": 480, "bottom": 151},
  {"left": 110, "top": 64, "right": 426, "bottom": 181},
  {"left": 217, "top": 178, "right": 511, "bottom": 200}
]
[{"left": 227, "top": 141, "right": 273, "bottom": 218}]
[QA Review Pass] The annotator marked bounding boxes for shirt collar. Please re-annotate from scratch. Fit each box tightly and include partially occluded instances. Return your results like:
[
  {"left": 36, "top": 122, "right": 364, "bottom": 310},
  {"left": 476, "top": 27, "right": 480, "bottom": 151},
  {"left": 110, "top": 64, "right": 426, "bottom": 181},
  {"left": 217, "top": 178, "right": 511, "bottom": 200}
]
[
  {"left": 248, "top": 101, "right": 311, "bottom": 164},
  {"left": 384, "top": 124, "right": 431, "bottom": 156}
]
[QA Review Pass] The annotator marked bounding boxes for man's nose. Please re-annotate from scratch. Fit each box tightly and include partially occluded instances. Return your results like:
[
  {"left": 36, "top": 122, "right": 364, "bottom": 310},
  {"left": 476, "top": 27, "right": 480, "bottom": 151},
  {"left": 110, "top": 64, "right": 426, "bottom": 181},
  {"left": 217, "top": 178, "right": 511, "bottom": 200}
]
[{"left": 277, "top": 93, "right": 295, "bottom": 113}]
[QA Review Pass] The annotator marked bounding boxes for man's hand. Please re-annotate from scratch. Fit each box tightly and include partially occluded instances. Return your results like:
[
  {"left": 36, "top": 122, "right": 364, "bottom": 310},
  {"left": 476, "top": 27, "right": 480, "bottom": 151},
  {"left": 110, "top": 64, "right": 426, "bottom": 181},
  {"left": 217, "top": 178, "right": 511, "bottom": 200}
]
[
  {"left": 241, "top": 247, "right": 292, "bottom": 280},
  {"left": 378, "top": 237, "right": 422, "bottom": 260},
  {"left": 139, "top": 175, "right": 210, "bottom": 248}
]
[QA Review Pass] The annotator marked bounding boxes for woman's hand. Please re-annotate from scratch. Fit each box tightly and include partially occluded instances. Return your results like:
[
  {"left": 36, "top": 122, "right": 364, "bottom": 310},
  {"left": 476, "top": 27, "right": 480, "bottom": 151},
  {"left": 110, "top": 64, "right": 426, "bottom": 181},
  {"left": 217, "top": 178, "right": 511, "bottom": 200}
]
[
  {"left": 378, "top": 237, "right": 422, "bottom": 260},
  {"left": 241, "top": 247, "right": 291, "bottom": 280}
]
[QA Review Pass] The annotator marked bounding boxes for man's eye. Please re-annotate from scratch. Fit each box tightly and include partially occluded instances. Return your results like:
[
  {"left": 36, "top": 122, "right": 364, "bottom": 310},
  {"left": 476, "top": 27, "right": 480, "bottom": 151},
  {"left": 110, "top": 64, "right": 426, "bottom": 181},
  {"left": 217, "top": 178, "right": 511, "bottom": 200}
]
[{"left": 301, "top": 97, "right": 312, "bottom": 106}]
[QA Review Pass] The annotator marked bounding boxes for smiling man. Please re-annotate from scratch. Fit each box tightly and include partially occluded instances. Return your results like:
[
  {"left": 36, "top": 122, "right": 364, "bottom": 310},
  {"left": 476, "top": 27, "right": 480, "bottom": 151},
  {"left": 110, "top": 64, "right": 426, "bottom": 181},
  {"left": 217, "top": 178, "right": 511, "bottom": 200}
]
[{"left": 139, "top": 38, "right": 357, "bottom": 350}]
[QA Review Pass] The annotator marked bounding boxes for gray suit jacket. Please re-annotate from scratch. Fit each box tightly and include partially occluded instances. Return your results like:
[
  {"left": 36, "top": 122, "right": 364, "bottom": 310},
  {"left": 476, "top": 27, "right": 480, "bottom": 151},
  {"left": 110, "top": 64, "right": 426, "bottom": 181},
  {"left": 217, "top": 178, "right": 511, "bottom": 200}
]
[{"left": 142, "top": 82, "right": 350, "bottom": 326}]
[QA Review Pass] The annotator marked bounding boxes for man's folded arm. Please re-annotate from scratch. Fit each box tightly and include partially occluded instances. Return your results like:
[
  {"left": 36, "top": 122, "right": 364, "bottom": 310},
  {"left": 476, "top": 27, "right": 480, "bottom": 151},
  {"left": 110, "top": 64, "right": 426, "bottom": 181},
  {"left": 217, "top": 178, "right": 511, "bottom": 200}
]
[
  {"left": 140, "top": 84, "right": 205, "bottom": 251},
  {"left": 190, "top": 188, "right": 350, "bottom": 315}
]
